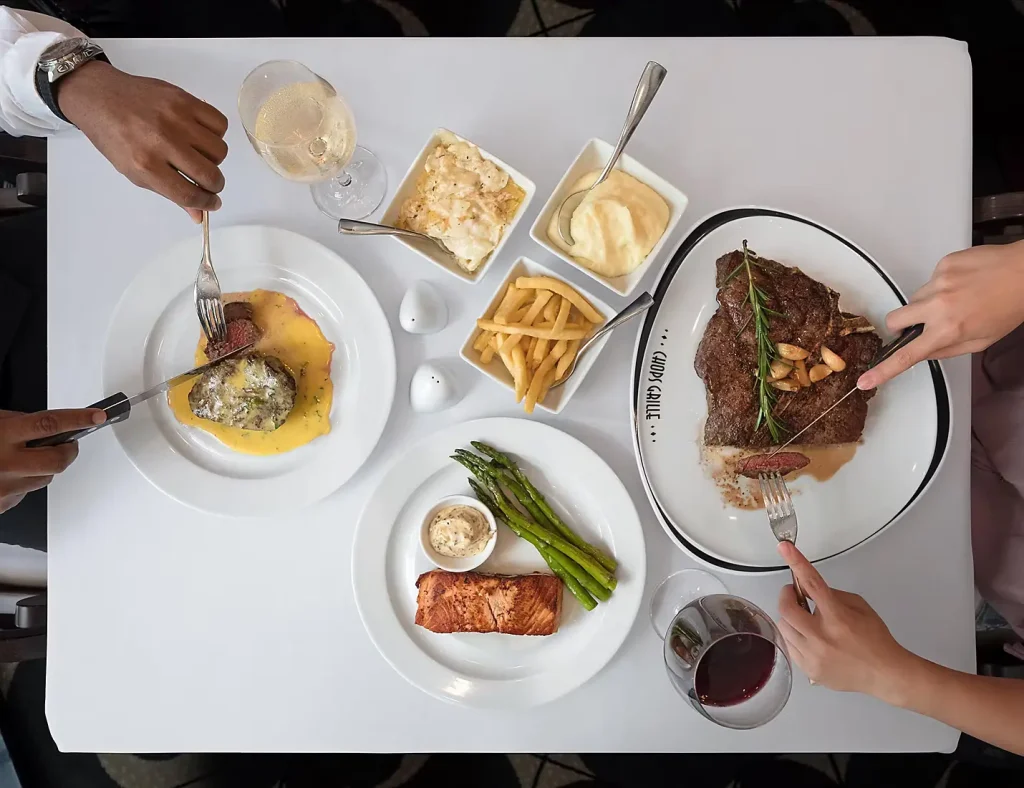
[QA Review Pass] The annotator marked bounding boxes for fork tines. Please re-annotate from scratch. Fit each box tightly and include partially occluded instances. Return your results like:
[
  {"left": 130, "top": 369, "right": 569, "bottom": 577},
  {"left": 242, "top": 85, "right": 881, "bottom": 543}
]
[
  {"left": 198, "top": 298, "right": 227, "bottom": 344},
  {"left": 758, "top": 472, "right": 794, "bottom": 517}
]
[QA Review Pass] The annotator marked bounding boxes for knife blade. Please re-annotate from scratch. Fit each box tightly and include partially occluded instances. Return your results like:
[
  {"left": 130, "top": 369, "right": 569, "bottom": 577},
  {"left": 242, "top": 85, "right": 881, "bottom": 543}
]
[
  {"left": 767, "top": 324, "right": 924, "bottom": 457},
  {"left": 26, "top": 341, "right": 256, "bottom": 448}
]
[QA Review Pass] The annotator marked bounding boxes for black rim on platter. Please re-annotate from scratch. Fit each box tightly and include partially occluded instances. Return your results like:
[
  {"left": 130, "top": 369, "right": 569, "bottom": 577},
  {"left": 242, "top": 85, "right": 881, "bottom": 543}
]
[{"left": 630, "top": 207, "right": 952, "bottom": 572}]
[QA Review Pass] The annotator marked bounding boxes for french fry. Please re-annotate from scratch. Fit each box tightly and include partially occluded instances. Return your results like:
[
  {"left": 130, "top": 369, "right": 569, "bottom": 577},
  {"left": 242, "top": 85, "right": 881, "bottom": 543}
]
[
  {"left": 480, "top": 337, "right": 498, "bottom": 364},
  {"left": 508, "top": 306, "right": 530, "bottom": 323},
  {"left": 494, "top": 286, "right": 532, "bottom": 325},
  {"left": 497, "top": 291, "right": 553, "bottom": 354},
  {"left": 540, "top": 296, "right": 572, "bottom": 362},
  {"left": 524, "top": 355, "right": 557, "bottom": 414},
  {"left": 553, "top": 297, "right": 572, "bottom": 332},
  {"left": 515, "top": 276, "right": 604, "bottom": 324},
  {"left": 543, "top": 297, "right": 559, "bottom": 323},
  {"left": 473, "top": 330, "right": 493, "bottom": 352},
  {"left": 526, "top": 336, "right": 539, "bottom": 368},
  {"left": 511, "top": 346, "right": 528, "bottom": 402},
  {"left": 498, "top": 344, "right": 515, "bottom": 377},
  {"left": 476, "top": 320, "right": 588, "bottom": 340},
  {"left": 536, "top": 367, "right": 556, "bottom": 407},
  {"left": 491, "top": 284, "right": 518, "bottom": 320},
  {"left": 556, "top": 338, "right": 581, "bottom": 380},
  {"left": 551, "top": 338, "right": 569, "bottom": 361}
]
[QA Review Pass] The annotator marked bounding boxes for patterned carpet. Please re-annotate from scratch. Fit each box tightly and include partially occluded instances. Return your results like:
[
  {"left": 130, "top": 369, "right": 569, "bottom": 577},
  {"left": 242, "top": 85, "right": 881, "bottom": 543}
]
[{"left": 3, "top": 0, "right": 1024, "bottom": 786}]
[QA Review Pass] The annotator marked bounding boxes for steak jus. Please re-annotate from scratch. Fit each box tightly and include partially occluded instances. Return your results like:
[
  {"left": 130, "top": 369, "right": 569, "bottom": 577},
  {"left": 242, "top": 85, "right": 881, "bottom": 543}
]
[{"left": 695, "top": 250, "right": 881, "bottom": 448}]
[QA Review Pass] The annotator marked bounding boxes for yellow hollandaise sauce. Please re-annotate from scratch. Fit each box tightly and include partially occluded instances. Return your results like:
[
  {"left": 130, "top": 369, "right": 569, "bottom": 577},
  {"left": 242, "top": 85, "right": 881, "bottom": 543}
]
[{"left": 168, "top": 289, "right": 335, "bottom": 455}]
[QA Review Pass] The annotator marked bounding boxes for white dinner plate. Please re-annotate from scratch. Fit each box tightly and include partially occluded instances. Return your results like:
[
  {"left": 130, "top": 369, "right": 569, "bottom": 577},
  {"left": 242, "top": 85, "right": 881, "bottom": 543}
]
[
  {"left": 352, "top": 418, "right": 646, "bottom": 708},
  {"left": 103, "top": 225, "right": 396, "bottom": 516},
  {"left": 631, "top": 208, "right": 951, "bottom": 572}
]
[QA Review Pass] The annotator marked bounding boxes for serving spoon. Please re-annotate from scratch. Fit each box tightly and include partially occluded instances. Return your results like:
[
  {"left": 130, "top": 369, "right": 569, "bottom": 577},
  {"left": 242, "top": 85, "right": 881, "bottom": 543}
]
[
  {"left": 550, "top": 292, "right": 655, "bottom": 389},
  {"left": 556, "top": 61, "right": 667, "bottom": 246},
  {"left": 337, "top": 218, "right": 458, "bottom": 262}
]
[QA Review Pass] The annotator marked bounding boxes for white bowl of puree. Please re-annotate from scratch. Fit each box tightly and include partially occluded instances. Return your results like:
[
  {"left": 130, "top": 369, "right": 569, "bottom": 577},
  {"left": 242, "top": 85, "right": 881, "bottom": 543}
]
[
  {"left": 530, "top": 138, "right": 688, "bottom": 297},
  {"left": 420, "top": 495, "right": 498, "bottom": 572}
]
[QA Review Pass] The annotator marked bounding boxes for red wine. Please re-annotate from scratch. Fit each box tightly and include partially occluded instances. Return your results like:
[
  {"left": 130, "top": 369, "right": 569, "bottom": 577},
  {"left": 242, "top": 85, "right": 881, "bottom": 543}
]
[{"left": 695, "top": 633, "right": 777, "bottom": 707}]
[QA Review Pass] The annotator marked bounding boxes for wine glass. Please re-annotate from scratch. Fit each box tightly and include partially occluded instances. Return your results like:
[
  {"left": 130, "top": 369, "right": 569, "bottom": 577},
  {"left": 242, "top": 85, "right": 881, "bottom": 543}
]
[
  {"left": 651, "top": 572, "right": 793, "bottom": 729},
  {"left": 238, "top": 60, "right": 387, "bottom": 220}
]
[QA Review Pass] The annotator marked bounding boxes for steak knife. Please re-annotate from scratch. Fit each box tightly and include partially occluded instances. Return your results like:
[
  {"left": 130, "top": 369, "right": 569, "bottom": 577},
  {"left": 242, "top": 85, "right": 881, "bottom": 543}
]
[
  {"left": 26, "top": 342, "right": 256, "bottom": 448},
  {"left": 767, "top": 324, "right": 925, "bottom": 457}
]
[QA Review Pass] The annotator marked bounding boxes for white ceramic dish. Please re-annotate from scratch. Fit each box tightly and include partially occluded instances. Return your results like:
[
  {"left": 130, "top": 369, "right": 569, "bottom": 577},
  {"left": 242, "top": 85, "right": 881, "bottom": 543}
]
[
  {"left": 631, "top": 207, "right": 951, "bottom": 572},
  {"left": 103, "top": 225, "right": 397, "bottom": 516},
  {"left": 419, "top": 495, "right": 497, "bottom": 572},
  {"left": 351, "top": 417, "right": 646, "bottom": 708},
  {"left": 529, "top": 138, "right": 688, "bottom": 297},
  {"left": 380, "top": 128, "right": 536, "bottom": 284},
  {"left": 459, "top": 257, "right": 613, "bottom": 415}
]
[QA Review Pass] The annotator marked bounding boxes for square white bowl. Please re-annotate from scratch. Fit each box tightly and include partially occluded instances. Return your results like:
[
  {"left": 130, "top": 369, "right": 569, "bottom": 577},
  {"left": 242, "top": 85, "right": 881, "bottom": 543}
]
[
  {"left": 459, "top": 256, "right": 613, "bottom": 415},
  {"left": 529, "top": 138, "right": 688, "bottom": 296},
  {"left": 381, "top": 128, "right": 536, "bottom": 284}
]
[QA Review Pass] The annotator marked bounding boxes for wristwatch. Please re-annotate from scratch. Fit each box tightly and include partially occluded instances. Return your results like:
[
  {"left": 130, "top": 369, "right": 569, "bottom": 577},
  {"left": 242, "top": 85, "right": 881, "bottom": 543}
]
[{"left": 35, "top": 37, "right": 109, "bottom": 124}]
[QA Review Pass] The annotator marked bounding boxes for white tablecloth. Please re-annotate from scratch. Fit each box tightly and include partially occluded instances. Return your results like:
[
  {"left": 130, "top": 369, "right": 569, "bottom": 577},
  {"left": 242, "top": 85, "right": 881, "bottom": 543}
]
[{"left": 45, "top": 37, "right": 974, "bottom": 753}]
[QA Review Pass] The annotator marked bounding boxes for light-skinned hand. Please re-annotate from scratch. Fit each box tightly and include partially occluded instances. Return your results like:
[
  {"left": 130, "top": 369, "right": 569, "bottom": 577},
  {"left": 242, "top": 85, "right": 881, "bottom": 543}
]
[
  {"left": 858, "top": 240, "right": 1024, "bottom": 389},
  {"left": 56, "top": 60, "right": 229, "bottom": 223},
  {"left": 776, "top": 541, "right": 915, "bottom": 702},
  {"left": 0, "top": 409, "right": 105, "bottom": 513}
]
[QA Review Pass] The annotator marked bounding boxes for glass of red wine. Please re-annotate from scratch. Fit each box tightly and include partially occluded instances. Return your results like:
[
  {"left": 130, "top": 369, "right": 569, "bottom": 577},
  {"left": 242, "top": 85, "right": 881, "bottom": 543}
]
[{"left": 653, "top": 576, "right": 792, "bottom": 729}]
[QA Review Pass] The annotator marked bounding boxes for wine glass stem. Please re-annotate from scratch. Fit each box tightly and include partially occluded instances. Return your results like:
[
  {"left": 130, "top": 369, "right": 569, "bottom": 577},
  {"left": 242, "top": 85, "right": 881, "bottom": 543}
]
[{"left": 336, "top": 170, "right": 353, "bottom": 188}]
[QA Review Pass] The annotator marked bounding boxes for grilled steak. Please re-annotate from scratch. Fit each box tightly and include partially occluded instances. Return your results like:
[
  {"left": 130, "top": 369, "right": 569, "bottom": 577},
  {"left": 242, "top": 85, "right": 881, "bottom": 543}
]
[
  {"left": 207, "top": 301, "right": 263, "bottom": 359},
  {"left": 188, "top": 353, "right": 296, "bottom": 431},
  {"left": 695, "top": 250, "right": 882, "bottom": 447},
  {"left": 415, "top": 570, "right": 562, "bottom": 636},
  {"left": 737, "top": 452, "right": 810, "bottom": 478}
]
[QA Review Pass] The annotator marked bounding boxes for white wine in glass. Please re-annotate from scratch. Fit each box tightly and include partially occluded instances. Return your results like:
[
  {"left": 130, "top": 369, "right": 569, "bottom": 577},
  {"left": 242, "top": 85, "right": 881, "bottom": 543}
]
[{"left": 238, "top": 60, "right": 387, "bottom": 220}]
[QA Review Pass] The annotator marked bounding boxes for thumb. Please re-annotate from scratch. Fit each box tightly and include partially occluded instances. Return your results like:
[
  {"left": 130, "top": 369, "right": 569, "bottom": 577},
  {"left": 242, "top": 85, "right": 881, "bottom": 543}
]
[{"left": 777, "top": 542, "right": 834, "bottom": 612}]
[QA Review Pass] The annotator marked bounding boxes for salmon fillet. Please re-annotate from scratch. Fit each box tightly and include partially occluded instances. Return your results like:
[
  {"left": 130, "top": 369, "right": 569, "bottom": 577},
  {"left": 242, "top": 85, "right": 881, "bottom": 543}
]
[{"left": 414, "top": 570, "right": 563, "bottom": 636}]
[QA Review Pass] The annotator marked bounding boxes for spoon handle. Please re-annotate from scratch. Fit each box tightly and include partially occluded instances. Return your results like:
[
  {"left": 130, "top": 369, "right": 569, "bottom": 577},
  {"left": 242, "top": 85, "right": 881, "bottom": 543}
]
[
  {"left": 337, "top": 218, "right": 417, "bottom": 241},
  {"left": 596, "top": 61, "right": 667, "bottom": 188},
  {"left": 579, "top": 292, "right": 656, "bottom": 354}
]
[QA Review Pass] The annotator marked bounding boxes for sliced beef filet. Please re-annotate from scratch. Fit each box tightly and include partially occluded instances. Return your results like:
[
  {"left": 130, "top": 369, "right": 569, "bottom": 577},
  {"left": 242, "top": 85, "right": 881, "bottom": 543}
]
[
  {"left": 695, "top": 250, "right": 881, "bottom": 448},
  {"left": 207, "top": 301, "right": 263, "bottom": 359}
]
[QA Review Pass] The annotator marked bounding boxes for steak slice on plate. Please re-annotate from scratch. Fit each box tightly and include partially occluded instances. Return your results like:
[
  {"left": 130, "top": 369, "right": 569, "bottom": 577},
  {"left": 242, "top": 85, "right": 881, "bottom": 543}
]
[
  {"left": 695, "top": 250, "right": 882, "bottom": 448},
  {"left": 737, "top": 452, "right": 810, "bottom": 478}
]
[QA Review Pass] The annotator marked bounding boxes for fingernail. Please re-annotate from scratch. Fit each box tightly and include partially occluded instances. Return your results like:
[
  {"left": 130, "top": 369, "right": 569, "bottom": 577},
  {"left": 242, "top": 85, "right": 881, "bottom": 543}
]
[
  {"left": 857, "top": 373, "right": 875, "bottom": 391},
  {"left": 92, "top": 411, "right": 106, "bottom": 425}
]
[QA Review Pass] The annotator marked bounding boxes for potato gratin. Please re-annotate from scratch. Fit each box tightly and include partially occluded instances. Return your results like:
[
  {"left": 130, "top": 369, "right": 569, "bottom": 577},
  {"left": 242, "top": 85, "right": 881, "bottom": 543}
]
[{"left": 398, "top": 132, "right": 525, "bottom": 272}]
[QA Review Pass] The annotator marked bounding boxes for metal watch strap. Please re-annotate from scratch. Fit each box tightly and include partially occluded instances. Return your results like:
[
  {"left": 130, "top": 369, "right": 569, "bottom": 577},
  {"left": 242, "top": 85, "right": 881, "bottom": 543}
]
[{"left": 35, "top": 47, "right": 109, "bottom": 124}]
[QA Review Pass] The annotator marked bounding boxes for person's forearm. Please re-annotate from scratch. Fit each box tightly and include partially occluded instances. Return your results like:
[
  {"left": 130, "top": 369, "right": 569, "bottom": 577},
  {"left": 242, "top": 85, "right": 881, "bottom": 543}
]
[{"left": 879, "top": 652, "right": 1024, "bottom": 755}]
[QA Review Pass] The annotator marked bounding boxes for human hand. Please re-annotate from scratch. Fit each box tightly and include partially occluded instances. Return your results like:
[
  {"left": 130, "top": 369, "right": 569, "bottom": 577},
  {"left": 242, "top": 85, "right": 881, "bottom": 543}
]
[
  {"left": 0, "top": 409, "right": 106, "bottom": 514},
  {"left": 858, "top": 240, "right": 1024, "bottom": 389},
  {"left": 776, "top": 541, "right": 916, "bottom": 701},
  {"left": 56, "top": 60, "right": 229, "bottom": 222}
]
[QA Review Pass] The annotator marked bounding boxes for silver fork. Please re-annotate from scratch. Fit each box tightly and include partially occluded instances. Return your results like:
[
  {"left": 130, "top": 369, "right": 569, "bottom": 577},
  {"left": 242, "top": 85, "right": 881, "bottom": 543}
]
[
  {"left": 758, "top": 472, "right": 811, "bottom": 613},
  {"left": 194, "top": 211, "right": 226, "bottom": 344}
]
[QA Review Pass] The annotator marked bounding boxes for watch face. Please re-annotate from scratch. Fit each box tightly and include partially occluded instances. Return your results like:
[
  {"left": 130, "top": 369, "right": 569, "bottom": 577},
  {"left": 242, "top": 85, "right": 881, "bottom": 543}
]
[{"left": 40, "top": 37, "right": 90, "bottom": 65}]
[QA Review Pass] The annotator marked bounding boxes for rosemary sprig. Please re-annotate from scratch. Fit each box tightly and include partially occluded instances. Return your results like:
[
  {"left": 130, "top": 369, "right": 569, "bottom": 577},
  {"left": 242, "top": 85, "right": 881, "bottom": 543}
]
[{"left": 726, "top": 240, "right": 787, "bottom": 443}]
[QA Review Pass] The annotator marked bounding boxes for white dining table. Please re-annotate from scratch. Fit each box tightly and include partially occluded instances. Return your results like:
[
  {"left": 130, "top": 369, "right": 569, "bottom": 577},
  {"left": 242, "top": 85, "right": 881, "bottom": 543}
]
[{"left": 45, "top": 36, "right": 974, "bottom": 753}]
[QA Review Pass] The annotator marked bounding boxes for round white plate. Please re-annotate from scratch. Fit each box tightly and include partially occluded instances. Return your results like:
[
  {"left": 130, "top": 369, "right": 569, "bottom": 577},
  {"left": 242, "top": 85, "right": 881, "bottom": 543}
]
[
  {"left": 352, "top": 418, "right": 646, "bottom": 708},
  {"left": 631, "top": 208, "right": 951, "bottom": 572},
  {"left": 103, "top": 225, "right": 396, "bottom": 516}
]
